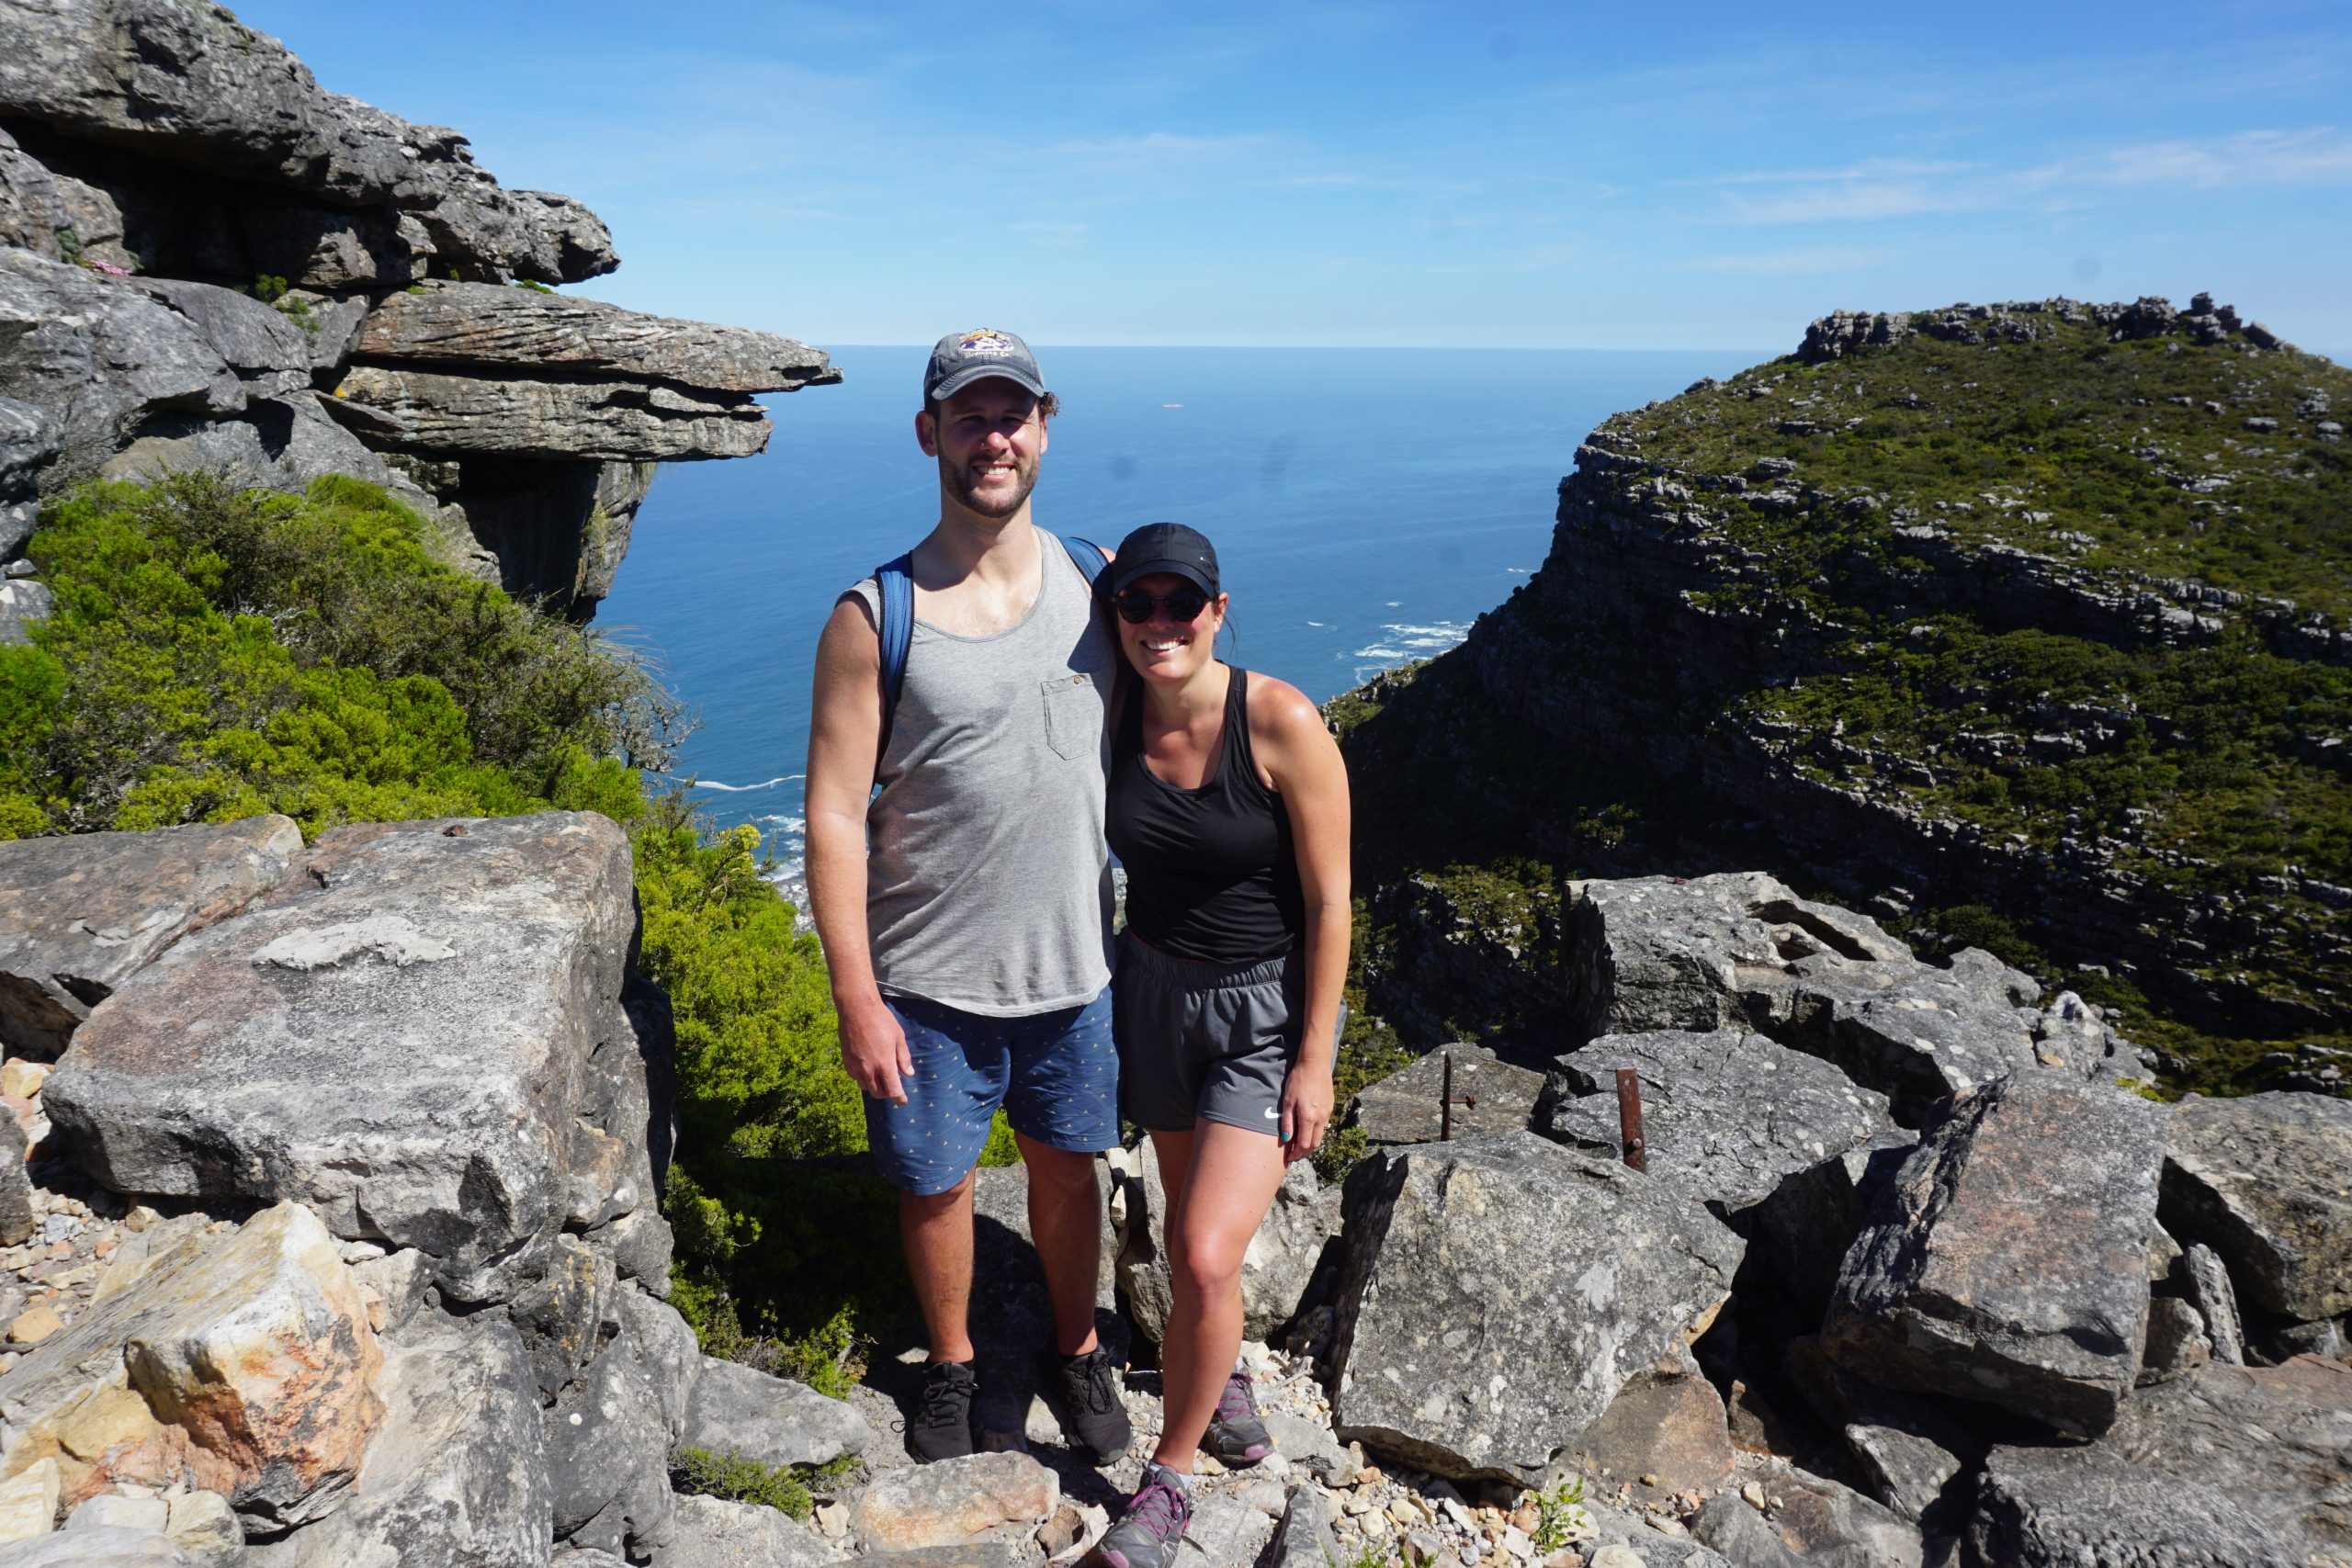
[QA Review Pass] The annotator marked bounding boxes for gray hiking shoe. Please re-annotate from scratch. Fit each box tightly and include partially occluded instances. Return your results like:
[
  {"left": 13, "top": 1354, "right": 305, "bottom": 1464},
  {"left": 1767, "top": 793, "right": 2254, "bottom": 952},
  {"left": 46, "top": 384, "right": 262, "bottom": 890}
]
[
  {"left": 1043, "top": 1343, "right": 1133, "bottom": 1464},
  {"left": 1097, "top": 1465, "right": 1192, "bottom": 1568},
  {"left": 1204, "top": 1370, "right": 1272, "bottom": 1466},
  {"left": 908, "top": 1359, "right": 977, "bottom": 1462}
]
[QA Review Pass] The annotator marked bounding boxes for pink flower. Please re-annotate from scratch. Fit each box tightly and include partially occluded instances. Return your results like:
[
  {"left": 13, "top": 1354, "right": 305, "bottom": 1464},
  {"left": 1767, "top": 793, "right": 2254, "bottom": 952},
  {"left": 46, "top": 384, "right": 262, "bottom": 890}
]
[{"left": 86, "top": 259, "right": 132, "bottom": 276}]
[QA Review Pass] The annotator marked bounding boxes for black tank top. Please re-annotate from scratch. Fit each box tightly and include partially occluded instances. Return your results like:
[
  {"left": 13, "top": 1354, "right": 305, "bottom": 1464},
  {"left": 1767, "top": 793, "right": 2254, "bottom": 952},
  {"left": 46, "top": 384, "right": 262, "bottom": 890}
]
[{"left": 1105, "top": 667, "right": 1305, "bottom": 964}]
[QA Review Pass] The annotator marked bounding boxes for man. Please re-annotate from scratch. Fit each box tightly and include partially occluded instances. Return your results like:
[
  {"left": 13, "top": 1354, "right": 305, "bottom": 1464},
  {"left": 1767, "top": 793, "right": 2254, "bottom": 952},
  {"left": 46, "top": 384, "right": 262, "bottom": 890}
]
[{"left": 804, "top": 329, "right": 1128, "bottom": 1465}]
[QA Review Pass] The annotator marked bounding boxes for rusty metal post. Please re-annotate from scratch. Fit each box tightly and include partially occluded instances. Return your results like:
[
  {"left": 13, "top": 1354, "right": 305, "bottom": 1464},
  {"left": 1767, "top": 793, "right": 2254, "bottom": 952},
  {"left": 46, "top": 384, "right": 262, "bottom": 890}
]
[
  {"left": 1441, "top": 1050, "right": 1454, "bottom": 1141},
  {"left": 1615, "top": 1067, "right": 1646, "bottom": 1172}
]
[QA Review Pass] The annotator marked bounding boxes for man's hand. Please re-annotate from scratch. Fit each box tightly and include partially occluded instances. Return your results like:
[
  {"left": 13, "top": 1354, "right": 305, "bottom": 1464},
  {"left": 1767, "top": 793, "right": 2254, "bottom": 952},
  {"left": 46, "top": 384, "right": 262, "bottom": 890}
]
[
  {"left": 839, "top": 991, "right": 914, "bottom": 1103},
  {"left": 1278, "top": 1059, "right": 1334, "bottom": 1164}
]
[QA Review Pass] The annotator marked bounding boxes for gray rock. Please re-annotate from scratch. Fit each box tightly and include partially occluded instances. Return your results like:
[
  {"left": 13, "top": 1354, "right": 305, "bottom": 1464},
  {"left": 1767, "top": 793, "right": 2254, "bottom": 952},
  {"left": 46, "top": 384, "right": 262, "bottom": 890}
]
[
  {"left": 0, "top": 0, "right": 616, "bottom": 283},
  {"left": 1539, "top": 1029, "right": 1896, "bottom": 1220},
  {"left": 1346, "top": 1042, "right": 1548, "bottom": 1146},
  {"left": 0, "top": 1115, "right": 28, "bottom": 1247},
  {"left": 127, "top": 277, "right": 312, "bottom": 387},
  {"left": 547, "top": 1291, "right": 677, "bottom": 1561},
  {"left": 0, "top": 579, "right": 49, "bottom": 647},
  {"left": 437, "top": 457, "right": 658, "bottom": 617},
  {"left": 0, "top": 249, "right": 242, "bottom": 489},
  {"left": 1562, "top": 874, "right": 2137, "bottom": 1122},
  {"left": 1566, "top": 1343, "right": 1736, "bottom": 1495},
  {"left": 1261, "top": 1410, "right": 1353, "bottom": 1485},
  {"left": 1330, "top": 1132, "right": 1744, "bottom": 1483},
  {"left": 512, "top": 1233, "right": 620, "bottom": 1400},
  {"left": 354, "top": 282, "right": 837, "bottom": 393},
  {"left": 1690, "top": 1471, "right": 1922, "bottom": 1568},
  {"left": 680, "top": 1357, "right": 871, "bottom": 1471},
  {"left": 328, "top": 365, "right": 772, "bottom": 463},
  {"left": 2163, "top": 1090, "right": 2352, "bottom": 1320},
  {"left": 1582, "top": 1504, "right": 1736, "bottom": 1567},
  {"left": 1174, "top": 1489, "right": 1273, "bottom": 1568},
  {"left": 249, "top": 1307, "right": 549, "bottom": 1568},
  {"left": 0, "top": 129, "right": 72, "bottom": 259},
  {"left": 1783, "top": 1348, "right": 1983, "bottom": 1531},
  {"left": 1969, "top": 1444, "right": 2297, "bottom": 1567},
  {"left": 44, "top": 812, "right": 647, "bottom": 1304},
  {"left": 0, "top": 814, "right": 303, "bottom": 1057},
  {"left": 2136, "top": 1294, "right": 2211, "bottom": 1385},
  {"left": 1119, "top": 1154, "right": 1337, "bottom": 1345},
  {"left": 68, "top": 1495, "right": 170, "bottom": 1532},
  {"left": 2099, "top": 1357, "right": 2352, "bottom": 1555},
  {"left": 1564, "top": 872, "right": 1909, "bottom": 1041},
  {"left": 1749, "top": 1130, "right": 1916, "bottom": 1318},
  {"left": 1824, "top": 1076, "right": 2166, "bottom": 1437},
  {"left": 657, "top": 1493, "right": 832, "bottom": 1568},
  {"left": 861, "top": 1549, "right": 1022, "bottom": 1568},
  {"left": 163, "top": 1489, "right": 243, "bottom": 1568},
  {"left": 2184, "top": 1242, "right": 2246, "bottom": 1365},
  {"left": 1259, "top": 1486, "right": 1337, "bottom": 1568},
  {"left": 616, "top": 1287, "right": 703, "bottom": 1444},
  {"left": 0, "top": 1528, "right": 191, "bottom": 1567}
]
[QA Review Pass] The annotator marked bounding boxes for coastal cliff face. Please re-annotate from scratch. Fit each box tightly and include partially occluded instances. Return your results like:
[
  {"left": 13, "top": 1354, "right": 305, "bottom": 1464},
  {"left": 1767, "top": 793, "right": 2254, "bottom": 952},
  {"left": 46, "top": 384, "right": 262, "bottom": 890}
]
[
  {"left": 1340, "top": 298, "right": 2351, "bottom": 1082},
  {"left": 0, "top": 0, "right": 837, "bottom": 621}
]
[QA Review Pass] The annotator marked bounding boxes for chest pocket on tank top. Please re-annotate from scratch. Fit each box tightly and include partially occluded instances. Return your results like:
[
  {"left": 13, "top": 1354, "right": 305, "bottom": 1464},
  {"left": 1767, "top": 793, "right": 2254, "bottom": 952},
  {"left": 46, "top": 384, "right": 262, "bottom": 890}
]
[{"left": 1040, "top": 673, "right": 1102, "bottom": 761}]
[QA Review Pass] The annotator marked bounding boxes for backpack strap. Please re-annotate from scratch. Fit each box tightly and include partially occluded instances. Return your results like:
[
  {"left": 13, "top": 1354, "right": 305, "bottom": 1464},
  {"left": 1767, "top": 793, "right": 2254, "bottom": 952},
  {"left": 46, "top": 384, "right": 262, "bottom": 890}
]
[{"left": 871, "top": 533, "right": 1108, "bottom": 766}]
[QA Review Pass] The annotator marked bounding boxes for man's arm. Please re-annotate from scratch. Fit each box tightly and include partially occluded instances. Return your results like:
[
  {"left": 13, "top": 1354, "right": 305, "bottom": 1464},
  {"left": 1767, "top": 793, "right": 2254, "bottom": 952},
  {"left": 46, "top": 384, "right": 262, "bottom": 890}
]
[{"left": 805, "top": 595, "right": 912, "bottom": 1103}]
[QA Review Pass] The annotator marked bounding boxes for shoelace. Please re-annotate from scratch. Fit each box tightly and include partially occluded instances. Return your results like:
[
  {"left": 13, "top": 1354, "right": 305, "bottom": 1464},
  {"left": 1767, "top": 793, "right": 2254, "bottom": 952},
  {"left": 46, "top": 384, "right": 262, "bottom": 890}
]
[
  {"left": 1214, "top": 1372, "right": 1256, "bottom": 1424},
  {"left": 917, "top": 1368, "right": 971, "bottom": 1428},
  {"left": 1125, "top": 1476, "right": 1189, "bottom": 1540},
  {"left": 1072, "top": 1354, "right": 1121, "bottom": 1416}
]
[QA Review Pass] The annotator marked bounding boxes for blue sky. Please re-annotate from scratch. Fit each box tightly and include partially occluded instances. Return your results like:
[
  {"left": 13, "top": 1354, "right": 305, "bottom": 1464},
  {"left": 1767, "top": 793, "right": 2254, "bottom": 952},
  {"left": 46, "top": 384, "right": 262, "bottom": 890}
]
[{"left": 233, "top": 2, "right": 2352, "bottom": 355}]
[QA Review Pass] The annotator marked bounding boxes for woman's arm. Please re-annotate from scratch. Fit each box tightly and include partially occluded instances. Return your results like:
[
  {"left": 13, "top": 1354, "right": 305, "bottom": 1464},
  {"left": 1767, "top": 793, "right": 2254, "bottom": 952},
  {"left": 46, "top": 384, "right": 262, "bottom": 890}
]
[{"left": 1251, "top": 675, "right": 1351, "bottom": 1162}]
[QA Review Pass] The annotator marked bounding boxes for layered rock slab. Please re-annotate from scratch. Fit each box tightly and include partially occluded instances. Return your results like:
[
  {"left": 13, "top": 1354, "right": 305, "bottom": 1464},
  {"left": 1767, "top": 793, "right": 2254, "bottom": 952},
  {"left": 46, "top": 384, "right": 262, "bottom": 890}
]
[
  {"left": 2098, "top": 1356, "right": 2352, "bottom": 1555},
  {"left": 1970, "top": 1445, "right": 2297, "bottom": 1567},
  {"left": 1329, "top": 1132, "right": 1743, "bottom": 1483},
  {"left": 1345, "top": 1042, "right": 1547, "bottom": 1147},
  {"left": 1823, "top": 1076, "right": 2166, "bottom": 1437},
  {"left": 0, "top": 1201, "right": 379, "bottom": 1528},
  {"left": 2161, "top": 1089, "right": 2352, "bottom": 1320},
  {"left": 328, "top": 365, "right": 770, "bottom": 462},
  {"left": 1539, "top": 1028, "right": 1895, "bottom": 1221},
  {"left": 353, "top": 282, "right": 838, "bottom": 394},
  {"left": 0, "top": 815, "right": 301, "bottom": 1058},
  {"left": 44, "top": 811, "right": 647, "bottom": 1303}
]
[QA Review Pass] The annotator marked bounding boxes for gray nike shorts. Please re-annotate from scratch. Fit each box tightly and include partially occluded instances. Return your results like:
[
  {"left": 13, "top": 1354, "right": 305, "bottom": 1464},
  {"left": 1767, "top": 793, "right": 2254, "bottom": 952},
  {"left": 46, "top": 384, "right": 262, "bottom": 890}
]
[{"left": 1114, "top": 934, "right": 1303, "bottom": 1135}]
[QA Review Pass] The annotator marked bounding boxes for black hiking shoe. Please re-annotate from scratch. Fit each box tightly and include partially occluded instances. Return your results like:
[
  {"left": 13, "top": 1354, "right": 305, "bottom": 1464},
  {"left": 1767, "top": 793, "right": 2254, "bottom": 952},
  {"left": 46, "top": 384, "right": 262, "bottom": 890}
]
[
  {"left": 1096, "top": 1463, "right": 1192, "bottom": 1568},
  {"left": 1204, "top": 1370, "right": 1271, "bottom": 1466},
  {"left": 1043, "top": 1342, "right": 1133, "bottom": 1464},
  {"left": 909, "top": 1359, "right": 977, "bottom": 1462}
]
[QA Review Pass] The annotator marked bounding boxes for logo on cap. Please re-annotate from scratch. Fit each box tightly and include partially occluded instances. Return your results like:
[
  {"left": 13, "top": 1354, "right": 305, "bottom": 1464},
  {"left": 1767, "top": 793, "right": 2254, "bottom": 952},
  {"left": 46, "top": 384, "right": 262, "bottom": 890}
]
[{"left": 957, "top": 331, "right": 1017, "bottom": 357}]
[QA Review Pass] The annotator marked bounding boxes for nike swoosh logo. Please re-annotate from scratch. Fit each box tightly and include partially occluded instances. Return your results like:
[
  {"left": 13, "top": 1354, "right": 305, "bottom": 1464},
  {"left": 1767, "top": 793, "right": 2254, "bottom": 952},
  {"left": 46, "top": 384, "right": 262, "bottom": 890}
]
[{"left": 1263, "top": 1107, "right": 1280, "bottom": 1120}]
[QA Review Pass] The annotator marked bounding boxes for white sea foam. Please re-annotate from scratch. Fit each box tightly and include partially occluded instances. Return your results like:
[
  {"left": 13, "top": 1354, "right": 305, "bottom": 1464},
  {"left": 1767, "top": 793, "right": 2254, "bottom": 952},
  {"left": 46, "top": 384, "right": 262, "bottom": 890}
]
[
  {"left": 691, "top": 773, "right": 803, "bottom": 793},
  {"left": 1306, "top": 620, "right": 1327, "bottom": 627}
]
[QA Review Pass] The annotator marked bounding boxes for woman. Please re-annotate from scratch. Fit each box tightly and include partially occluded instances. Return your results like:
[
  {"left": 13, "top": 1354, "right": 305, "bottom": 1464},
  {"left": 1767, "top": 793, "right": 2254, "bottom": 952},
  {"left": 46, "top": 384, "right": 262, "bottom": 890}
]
[{"left": 1092, "top": 522, "right": 1351, "bottom": 1568}]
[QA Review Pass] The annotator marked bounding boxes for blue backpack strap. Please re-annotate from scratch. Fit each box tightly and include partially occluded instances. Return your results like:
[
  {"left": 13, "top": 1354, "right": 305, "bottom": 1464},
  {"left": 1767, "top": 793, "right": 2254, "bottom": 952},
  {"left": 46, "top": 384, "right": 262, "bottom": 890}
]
[
  {"left": 1060, "top": 533, "right": 1107, "bottom": 588},
  {"left": 871, "top": 550, "right": 916, "bottom": 764}
]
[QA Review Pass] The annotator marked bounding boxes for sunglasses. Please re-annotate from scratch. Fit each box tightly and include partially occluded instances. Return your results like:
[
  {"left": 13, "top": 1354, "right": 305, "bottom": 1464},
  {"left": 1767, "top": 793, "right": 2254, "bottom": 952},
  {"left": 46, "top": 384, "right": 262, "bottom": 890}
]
[{"left": 1113, "top": 588, "right": 1211, "bottom": 624}]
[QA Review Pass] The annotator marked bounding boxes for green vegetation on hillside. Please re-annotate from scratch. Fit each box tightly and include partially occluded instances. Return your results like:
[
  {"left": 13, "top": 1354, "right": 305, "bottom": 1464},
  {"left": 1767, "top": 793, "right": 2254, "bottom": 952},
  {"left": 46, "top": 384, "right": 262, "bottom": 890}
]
[{"left": 0, "top": 475, "right": 882, "bottom": 1373}]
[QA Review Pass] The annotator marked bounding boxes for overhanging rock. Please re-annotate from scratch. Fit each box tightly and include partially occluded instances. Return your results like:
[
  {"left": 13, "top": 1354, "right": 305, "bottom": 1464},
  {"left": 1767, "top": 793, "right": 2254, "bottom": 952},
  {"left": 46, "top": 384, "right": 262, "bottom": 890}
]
[{"left": 44, "top": 812, "right": 663, "bottom": 1304}]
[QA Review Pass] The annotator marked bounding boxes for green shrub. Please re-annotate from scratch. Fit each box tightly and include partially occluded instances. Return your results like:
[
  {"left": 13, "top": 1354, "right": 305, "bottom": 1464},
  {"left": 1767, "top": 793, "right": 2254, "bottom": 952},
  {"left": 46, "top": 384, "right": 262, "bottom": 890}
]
[{"left": 669, "top": 1445, "right": 814, "bottom": 1519}]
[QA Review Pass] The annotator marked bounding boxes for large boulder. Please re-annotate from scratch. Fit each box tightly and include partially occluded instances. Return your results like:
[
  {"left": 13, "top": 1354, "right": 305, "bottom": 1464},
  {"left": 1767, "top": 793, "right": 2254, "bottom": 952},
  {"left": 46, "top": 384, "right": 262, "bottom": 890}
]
[
  {"left": 327, "top": 366, "right": 771, "bottom": 463},
  {"left": 246, "top": 1306, "right": 549, "bottom": 1568},
  {"left": 0, "top": 0, "right": 616, "bottom": 284},
  {"left": 44, "top": 812, "right": 664, "bottom": 1304},
  {"left": 1562, "top": 873, "right": 2143, "bottom": 1121},
  {"left": 1117, "top": 1155, "right": 1337, "bottom": 1345},
  {"left": 1969, "top": 1443, "right": 2297, "bottom": 1568},
  {"left": 678, "top": 1358, "right": 870, "bottom": 1472},
  {"left": 0, "top": 1201, "right": 381, "bottom": 1529},
  {"left": 0, "top": 815, "right": 302, "bottom": 1058},
  {"left": 1329, "top": 1132, "right": 1744, "bottom": 1483},
  {"left": 1345, "top": 1042, "right": 1547, "bottom": 1146},
  {"left": 1823, "top": 1076, "right": 2167, "bottom": 1437},
  {"left": 1538, "top": 1028, "right": 1896, "bottom": 1223},
  {"left": 853, "top": 1451, "right": 1057, "bottom": 1553},
  {"left": 352, "top": 283, "right": 837, "bottom": 394},
  {"left": 546, "top": 1287, "right": 683, "bottom": 1562},
  {"left": 657, "top": 1494, "right": 832, "bottom": 1568},
  {"left": 2161, "top": 1090, "right": 2352, "bottom": 1320}
]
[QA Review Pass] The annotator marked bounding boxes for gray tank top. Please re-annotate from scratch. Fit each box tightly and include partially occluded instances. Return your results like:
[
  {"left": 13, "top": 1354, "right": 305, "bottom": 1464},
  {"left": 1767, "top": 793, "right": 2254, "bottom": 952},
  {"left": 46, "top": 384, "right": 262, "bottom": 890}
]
[{"left": 846, "top": 538, "right": 1117, "bottom": 1015}]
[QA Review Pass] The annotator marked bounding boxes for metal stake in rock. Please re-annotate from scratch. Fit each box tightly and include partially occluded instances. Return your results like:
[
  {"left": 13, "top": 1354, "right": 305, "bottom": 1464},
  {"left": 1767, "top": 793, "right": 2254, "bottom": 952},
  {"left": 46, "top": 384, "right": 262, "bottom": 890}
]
[
  {"left": 1616, "top": 1067, "right": 1646, "bottom": 1171},
  {"left": 1440, "top": 1050, "right": 1479, "bottom": 1141}
]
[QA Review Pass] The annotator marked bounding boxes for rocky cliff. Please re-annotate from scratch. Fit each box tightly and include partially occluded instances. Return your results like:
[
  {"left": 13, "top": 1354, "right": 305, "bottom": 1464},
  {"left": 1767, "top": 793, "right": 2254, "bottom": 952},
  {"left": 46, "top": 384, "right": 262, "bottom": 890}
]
[
  {"left": 0, "top": 0, "right": 837, "bottom": 623},
  {"left": 1339, "top": 296, "right": 2351, "bottom": 1085}
]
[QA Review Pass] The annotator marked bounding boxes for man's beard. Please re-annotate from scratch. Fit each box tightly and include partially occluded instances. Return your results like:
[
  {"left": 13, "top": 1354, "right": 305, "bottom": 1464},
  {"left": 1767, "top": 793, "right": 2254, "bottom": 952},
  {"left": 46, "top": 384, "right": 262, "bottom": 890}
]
[{"left": 941, "top": 450, "right": 1037, "bottom": 519}]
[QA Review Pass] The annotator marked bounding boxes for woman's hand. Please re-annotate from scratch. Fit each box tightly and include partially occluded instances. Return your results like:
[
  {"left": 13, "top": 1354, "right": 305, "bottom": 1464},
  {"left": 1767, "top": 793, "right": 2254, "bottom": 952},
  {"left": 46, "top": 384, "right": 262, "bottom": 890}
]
[{"left": 1279, "top": 1059, "right": 1335, "bottom": 1164}]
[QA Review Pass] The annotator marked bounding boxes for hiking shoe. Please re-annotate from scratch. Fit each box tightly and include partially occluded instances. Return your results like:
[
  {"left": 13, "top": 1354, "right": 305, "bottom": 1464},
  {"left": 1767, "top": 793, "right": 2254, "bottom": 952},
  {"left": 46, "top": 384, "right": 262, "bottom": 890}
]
[
  {"left": 1044, "top": 1343, "right": 1133, "bottom": 1464},
  {"left": 908, "top": 1359, "right": 977, "bottom": 1462},
  {"left": 1204, "top": 1370, "right": 1271, "bottom": 1466},
  {"left": 1096, "top": 1464, "right": 1192, "bottom": 1568}
]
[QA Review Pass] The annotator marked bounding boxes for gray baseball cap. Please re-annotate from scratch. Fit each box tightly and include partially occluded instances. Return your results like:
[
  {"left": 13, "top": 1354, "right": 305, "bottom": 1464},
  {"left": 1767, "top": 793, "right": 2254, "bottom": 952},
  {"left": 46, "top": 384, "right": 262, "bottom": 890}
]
[{"left": 924, "top": 328, "right": 1046, "bottom": 402}]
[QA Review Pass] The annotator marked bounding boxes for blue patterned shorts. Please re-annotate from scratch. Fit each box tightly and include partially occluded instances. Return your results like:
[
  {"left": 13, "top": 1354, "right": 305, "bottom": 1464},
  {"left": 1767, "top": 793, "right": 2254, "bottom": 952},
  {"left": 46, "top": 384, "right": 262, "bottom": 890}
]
[{"left": 865, "top": 987, "right": 1120, "bottom": 1196}]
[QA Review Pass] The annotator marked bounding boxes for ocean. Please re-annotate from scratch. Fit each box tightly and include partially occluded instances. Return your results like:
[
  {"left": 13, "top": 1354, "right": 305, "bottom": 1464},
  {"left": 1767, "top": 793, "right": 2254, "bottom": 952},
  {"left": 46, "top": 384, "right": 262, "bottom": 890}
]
[{"left": 594, "top": 345, "right": 1758, "bottom": 901}]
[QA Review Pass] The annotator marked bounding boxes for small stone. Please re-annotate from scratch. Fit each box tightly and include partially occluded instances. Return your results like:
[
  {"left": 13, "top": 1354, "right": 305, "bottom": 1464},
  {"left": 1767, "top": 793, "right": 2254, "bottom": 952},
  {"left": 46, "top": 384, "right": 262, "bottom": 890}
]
[
  {"left": 1740, "top": 1481, "right": 1766, "bottom": 1511},
  {"left": 1389, "top": 1498, "right": 1422, "bottom": 1527},
  {"left": 1639, "top": 1473, "right": 1658, "bottom": 1488},
  {"left": 1035, "top": 1500, "right": 1087, "bottom": 1554},
  {"left": 8, "top": 1303, "right": 62, "bottom": 1344},
  {"left": 123, "top": 1206, "right": 160, "bottom": 1234},
  {"left": 164, "top": 1488, "right": 243, "bottom": 1566},
  {"left": 0, "top": 1456, "right": 61, "bottom": 1545},
  {"left": 0, "top": 1061, "right": 49, "bottom": 1100},
  {"left": 1405, "top": 1528, "right": 1444, "bottom": 1564},
  {"left": 815, "top": 1501, "right": 849, "bottom": 1540}
]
